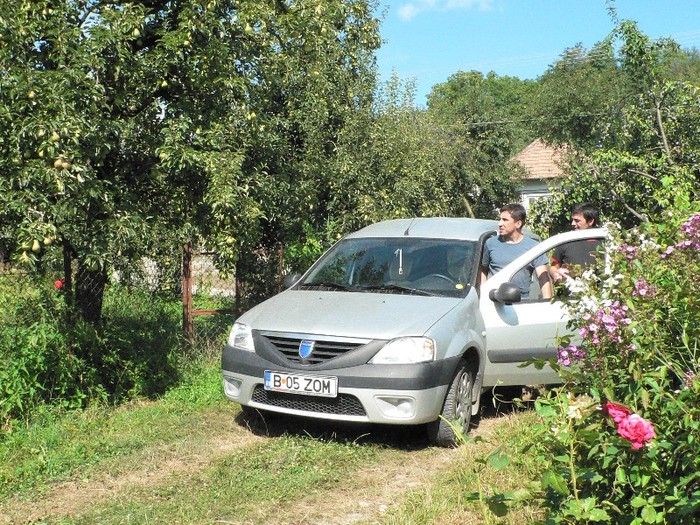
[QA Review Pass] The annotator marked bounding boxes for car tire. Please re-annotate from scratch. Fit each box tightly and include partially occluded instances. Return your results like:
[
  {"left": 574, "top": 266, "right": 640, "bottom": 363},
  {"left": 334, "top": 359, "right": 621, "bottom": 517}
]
[
  {"left": 426, "top": 362, "right": 475, "bottom": 447},
  {"left": 239, "top": 404, "right": 257, "bottom": 418}
]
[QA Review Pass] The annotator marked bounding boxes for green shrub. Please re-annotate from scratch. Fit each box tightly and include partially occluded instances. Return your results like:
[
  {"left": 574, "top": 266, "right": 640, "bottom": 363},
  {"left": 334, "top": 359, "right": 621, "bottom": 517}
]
[
  {"left": 0, "top": 275, "right": 98, "bottom": 429},
  {"left": 0, "top": 277, "right": 183, "bottom": 432},
  {"left": 99, "top": 284, "right": 182, "bottom": 398}
]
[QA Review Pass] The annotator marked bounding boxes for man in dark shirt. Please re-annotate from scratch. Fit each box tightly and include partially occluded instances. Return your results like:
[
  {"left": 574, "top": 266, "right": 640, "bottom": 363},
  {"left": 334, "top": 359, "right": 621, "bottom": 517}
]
[{"left": 550, "top": 203, "right": 603, "bottom": 282}]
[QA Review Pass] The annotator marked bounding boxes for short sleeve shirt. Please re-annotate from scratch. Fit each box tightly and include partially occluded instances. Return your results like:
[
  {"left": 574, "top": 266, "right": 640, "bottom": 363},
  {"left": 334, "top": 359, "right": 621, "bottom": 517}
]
[
  {"left": 551, "top": 239, "right": 604, "bottom": 269},
  {"left": 481, "top": 235, "right": 547, "bottom": 298}
]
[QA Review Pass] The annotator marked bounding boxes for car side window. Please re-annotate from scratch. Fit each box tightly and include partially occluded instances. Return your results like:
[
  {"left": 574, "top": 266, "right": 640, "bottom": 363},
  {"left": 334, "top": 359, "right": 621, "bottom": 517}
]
[
  {"left": 476, "top": 231, "right": 496, "bottom": 291},
  {"left": 514, "top": 256, "right": 552, "bottom": 303},
  {"left": 549, "top": 238, "right": 606, "bottom": 297}
]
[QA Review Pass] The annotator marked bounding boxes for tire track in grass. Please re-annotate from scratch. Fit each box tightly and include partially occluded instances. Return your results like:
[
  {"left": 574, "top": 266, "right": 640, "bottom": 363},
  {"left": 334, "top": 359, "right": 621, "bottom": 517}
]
[
  {"left": 0, "top": 409, "right": 265, "bottom": 524},
  {"left": 235, "top": 415, "right": 505, "bottom": 525},
  {"left": 2, "top": 402, "right": 519, "bottom": 524}
]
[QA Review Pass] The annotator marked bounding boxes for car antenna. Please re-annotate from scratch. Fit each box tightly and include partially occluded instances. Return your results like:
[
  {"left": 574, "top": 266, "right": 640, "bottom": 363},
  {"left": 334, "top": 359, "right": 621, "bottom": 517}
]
[{"left": 404, "top": 218, "right": 417, "bottom": 236}]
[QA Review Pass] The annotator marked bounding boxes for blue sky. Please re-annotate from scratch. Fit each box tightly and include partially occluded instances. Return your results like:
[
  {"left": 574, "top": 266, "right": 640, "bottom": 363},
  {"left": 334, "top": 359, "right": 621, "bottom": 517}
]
[{"left": 374, "top": 0, "right": 700, "bottom": 106}]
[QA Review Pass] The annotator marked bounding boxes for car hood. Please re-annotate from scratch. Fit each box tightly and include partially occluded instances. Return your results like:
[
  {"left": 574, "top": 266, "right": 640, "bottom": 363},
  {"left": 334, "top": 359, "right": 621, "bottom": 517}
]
[{"left": 237, "top": 289, "right": 463, "bottom": 340}]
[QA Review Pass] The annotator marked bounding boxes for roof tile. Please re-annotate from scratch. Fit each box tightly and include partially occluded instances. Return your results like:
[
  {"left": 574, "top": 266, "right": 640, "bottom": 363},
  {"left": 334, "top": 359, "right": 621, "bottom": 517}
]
[{"left": 513, "top": 139, "right": 569, "bottom": 180}]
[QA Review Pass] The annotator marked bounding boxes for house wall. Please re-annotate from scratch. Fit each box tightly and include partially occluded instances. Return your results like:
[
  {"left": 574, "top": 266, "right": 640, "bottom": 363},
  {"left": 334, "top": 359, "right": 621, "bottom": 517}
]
[{"left": 519, "top": 179, "right": 555, "bottom": 210}]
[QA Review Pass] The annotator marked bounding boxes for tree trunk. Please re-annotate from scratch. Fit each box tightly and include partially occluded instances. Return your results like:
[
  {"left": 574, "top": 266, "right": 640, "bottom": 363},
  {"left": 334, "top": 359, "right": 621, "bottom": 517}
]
[{"left": 75, "top": 262, "right": 107, "bottom": 325}]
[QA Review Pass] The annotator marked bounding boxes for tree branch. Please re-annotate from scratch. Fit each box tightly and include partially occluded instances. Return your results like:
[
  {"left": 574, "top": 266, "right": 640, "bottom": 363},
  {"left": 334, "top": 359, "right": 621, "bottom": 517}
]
[
  {"left": 588, "top": 160, "right": 649, "bottom": 223},
  {"left": 653, "top": 92, "right": 673, "bottom": 163},
  {"left": 628, "top": 168, "right": 659, "bottom": 182}
]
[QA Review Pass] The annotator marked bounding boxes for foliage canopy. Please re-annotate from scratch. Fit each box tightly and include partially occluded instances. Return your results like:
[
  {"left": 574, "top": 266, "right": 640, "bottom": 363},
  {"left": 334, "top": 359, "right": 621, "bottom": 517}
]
[{"left": 0, "top": 0, "right": 381, "bottom": 320}]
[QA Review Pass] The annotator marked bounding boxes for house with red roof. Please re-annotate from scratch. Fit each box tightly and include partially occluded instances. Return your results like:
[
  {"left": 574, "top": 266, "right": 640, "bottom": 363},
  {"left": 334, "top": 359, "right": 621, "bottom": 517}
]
[{"left": 512, "top": 139, "right": 570, "bottom": 209}]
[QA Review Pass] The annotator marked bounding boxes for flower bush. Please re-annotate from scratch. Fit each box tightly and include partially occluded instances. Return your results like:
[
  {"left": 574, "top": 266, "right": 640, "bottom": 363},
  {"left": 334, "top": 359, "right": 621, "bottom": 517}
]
[{"left": 531, "top": 208, "right": 700, "bottom": 524}]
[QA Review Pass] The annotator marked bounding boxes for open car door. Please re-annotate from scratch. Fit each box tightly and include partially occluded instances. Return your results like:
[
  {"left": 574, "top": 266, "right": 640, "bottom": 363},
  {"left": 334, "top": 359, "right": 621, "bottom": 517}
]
[{"left": 479, "top": 228, "right": 607, "bottom": 388}]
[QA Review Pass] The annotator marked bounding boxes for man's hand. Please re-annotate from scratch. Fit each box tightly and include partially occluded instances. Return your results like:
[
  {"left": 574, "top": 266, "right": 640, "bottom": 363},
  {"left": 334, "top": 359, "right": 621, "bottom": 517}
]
[{"left": 552, "top": 267, "right": 570, "bottom": 282}]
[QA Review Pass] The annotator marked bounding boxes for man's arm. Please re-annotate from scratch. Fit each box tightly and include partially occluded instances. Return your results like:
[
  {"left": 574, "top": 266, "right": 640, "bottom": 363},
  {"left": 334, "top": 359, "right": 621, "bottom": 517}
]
[
  {"left": 549, "top": 246, "right": 565, "bottom": 282},
  {"left": 549, "top": 260, "right": 566, "bottom": 282},
  {"left": 479, "top": 242, "right": 491, "bottom": 287},
  {"left": 536, "top": 264, "right": 552, "bottom": 299}
]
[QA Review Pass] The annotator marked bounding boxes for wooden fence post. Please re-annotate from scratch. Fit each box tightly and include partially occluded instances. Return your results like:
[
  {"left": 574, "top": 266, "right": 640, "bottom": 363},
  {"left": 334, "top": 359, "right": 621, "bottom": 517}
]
[
  {"left": 182, "top": 241, "right": 194, "bottom": 344},
  {"left": 277, "top": 245, "right": 284, "bottom": 293}
]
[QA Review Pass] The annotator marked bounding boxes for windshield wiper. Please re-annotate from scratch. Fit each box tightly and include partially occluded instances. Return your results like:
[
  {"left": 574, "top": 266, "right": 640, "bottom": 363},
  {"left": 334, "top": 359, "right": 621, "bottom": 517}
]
[
  {"left": 357, "top": 284, "right": 434, "bottom": 296},
  {"left": 299, "top": 281, "right": 352, "bottom": 291}
]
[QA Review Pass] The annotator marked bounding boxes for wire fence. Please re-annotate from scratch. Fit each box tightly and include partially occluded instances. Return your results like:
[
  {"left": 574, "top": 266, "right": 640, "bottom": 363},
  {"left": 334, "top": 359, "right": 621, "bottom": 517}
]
[
  {"left": 182, "top": 243, "right": 285, "bottom": 347},
  {"left": 0, "top": 243, "right": 287, "bottom": 350}
]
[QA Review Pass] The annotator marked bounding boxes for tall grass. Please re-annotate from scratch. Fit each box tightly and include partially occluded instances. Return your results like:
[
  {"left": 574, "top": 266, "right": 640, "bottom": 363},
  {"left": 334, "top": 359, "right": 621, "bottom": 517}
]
[{"left": 0, "top": 274, "right": 184, "bottom": 432}]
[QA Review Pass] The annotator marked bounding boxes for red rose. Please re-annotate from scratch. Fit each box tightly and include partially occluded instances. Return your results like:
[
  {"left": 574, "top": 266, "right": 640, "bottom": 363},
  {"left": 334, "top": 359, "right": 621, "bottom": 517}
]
[
  {"left": 54, "top": 279, "right": 65, "bottom": 290},
  {"left": 603, "top": 401, "right": 631, "bottom": 424}
]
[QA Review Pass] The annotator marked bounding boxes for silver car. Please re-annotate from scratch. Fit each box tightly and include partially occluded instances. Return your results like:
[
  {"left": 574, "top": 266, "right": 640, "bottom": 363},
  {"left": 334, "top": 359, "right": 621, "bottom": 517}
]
[{"left": 222, "top": 218, "right": 606, "bottom": 446}]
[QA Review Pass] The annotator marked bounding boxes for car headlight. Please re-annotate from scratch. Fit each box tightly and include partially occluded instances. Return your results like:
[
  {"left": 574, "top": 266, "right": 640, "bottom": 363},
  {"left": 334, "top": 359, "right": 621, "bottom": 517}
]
[
  {"left": 227, "top": 322, "right": 254, "bottom": 352},
  {"left": 369, "top": 337, "right": 436, "bottom": 364}
]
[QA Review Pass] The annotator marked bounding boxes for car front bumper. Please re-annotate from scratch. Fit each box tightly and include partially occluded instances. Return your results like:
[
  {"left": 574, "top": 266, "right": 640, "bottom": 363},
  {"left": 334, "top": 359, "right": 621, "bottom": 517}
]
[{"left": 222, "top": 344, "right": 459, "bottom": 425}]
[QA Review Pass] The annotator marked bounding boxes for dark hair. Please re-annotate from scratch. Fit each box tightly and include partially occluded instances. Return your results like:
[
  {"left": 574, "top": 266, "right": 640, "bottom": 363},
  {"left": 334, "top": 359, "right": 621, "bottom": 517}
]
[
  {"left": 572, "top": 202, "right": 599, "bottom": 227},
  {"left": 500, "top": 203, "right": 526, "bottom": 227}
]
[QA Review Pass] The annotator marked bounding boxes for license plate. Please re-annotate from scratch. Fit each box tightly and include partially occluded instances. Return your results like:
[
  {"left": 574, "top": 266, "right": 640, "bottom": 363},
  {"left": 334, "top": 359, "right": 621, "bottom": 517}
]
[{"left": 264, "top": 370, "right": 338, "bottom": 398}]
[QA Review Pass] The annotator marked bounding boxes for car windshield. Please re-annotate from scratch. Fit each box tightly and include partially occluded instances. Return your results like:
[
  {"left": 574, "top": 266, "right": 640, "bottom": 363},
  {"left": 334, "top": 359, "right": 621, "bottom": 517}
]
[{"left": 299, "top": 237, "right": 478, "bottom": 298}]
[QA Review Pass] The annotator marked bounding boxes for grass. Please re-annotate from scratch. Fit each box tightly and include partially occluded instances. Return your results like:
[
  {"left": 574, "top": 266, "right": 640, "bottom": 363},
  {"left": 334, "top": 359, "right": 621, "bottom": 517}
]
[
  {"left": 0, "top": 358, "right": 226, "bottom": 500},
  {"left": 71, "top": 435, "right": 385, "bottom": 524},
  {"left": 370, "top": 411, "right": 547, "bottom": 525},
  {"left": 0, "top": 357, "right": 548, "bottom": 524}
]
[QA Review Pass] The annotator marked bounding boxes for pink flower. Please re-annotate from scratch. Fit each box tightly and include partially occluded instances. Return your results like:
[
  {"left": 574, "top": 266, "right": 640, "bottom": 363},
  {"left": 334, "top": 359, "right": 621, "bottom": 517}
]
[
  {"left": 632, "top": 279, "right": 657, "bottom": 298},
  {"left": 557, "top": 344, "right": 586, "bottom": 367},
  {"left": 616, "top": 414, "right": 656, "bottom": 450},
  {"left": 603, "top": 401, "right": 631, "bottom": 424},
  {"left": 618, "top": 243, "right": 638, "bottom": 260},
  {"left": 661, "top": 246, "right": 675, "bottom": 259},
  {"left": 54, "top": 279, "right": 65, "bottom": 290}
]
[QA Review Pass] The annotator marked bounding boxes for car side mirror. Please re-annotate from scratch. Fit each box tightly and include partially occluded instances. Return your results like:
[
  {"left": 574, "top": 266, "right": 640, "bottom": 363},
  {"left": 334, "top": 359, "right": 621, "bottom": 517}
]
[
  {"left": 283, "top": 273, "right": 302, "bottom": 289},
  {"left": 489, "top": 282, "right": 521, "bottom": 305}
]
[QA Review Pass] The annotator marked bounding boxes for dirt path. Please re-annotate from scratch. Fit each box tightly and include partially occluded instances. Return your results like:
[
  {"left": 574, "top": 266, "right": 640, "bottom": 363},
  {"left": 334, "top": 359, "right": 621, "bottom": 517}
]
[
  {"left": 256, "top": 416, "right": 506, "bottom": 525},
  {"left": 1, "top": 408, "right": 509, "bottom": 525}
]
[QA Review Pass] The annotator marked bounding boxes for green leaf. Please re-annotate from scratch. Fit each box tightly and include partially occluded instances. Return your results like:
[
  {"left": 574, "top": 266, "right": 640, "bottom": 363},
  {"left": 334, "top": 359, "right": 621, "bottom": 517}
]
[
  {"left": 487, "top": 500, "right": 510, "bottom": 517},
  {"left": 535, "top": 403, "right": 557, "bottom": 417},
  {"left": 542, "top": 470, "right": 570, "bottom": 496},
  {"left": 641, "top": 505, "right": 659, "bottom": 523},
  {"left": 631, "top": 496, "right": 647, "bottom": 508},
  {"left": 615, "top": 467, "right": 628, "bottom": 484},
  {"left": 587, "top": 507, "right": 611, "bottom": 522},
  {"left": 488, "top": 450, "right": 510, "bottom": 470}
]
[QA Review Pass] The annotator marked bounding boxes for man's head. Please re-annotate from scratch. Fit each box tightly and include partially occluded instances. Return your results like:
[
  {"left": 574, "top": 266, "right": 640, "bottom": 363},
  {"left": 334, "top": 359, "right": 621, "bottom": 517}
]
[
  {"left": 498, "top": 203, "right": 526, "bottom": 238},
  {"left": 571, "top": 203, "right": 599, "bottom": 230}
]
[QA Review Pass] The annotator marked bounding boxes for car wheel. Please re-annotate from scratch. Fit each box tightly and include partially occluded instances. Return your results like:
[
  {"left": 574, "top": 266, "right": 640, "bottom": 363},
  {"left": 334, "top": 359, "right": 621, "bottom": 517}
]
[
  {"left": 427, "top": 362, "right": 475, "bottom": 447},
  {"left": 239, "top": 404, "right": 257, "bottom": 418}
]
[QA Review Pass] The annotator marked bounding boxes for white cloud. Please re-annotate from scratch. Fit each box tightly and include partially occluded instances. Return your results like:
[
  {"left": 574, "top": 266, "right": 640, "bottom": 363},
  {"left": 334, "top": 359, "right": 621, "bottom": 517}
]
[
  {"left": 398, "top": 4, "right": 421, "bottom": 21},
  {"left": 446, "top": 0, "right": 492, "bottom": 9},
  {"left": 397, "top": 0, "right": 493, "bottom": 21}
]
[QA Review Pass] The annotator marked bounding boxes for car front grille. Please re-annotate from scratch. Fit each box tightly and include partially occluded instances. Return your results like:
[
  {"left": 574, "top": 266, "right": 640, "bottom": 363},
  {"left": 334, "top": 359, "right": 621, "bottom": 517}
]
[
  {"left": 261, "top": 334, "right": 364, "bottom": 364},
  {"left": 251, "top": 385, "right": 367, "bottom": 417}
]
